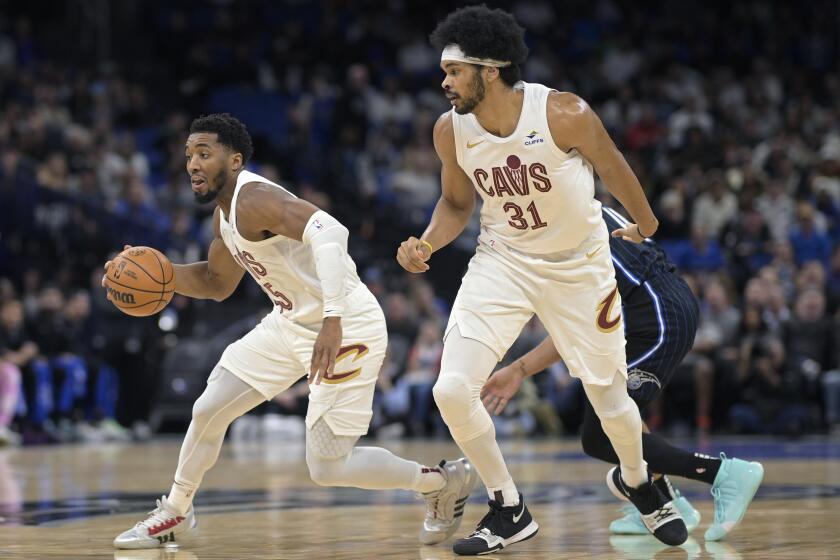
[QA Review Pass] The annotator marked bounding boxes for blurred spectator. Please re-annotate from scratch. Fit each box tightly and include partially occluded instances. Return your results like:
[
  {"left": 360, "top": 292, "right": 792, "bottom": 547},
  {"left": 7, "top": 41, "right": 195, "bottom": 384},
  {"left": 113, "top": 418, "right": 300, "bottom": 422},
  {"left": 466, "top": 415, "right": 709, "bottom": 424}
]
[
  {"left": 0, "top": 299, "right": 52, "bottom": 441},
  {"left": 782, "top": 288, "right": 834, "bottom": 376},
  {"left": 393, "top": 320, "right": 444, "bottom": 436},
  {"left": 679, "top": 225, "right": 725, "bottom": 273},
  {"left": 691, "top": 171, "right": 737, "bottom": 239},
  {"left": 721, "top": 203, "right": 773, "bottom": 289},
  {"left": 789, "top": 202, "right": 832, "bottom": 265},
  {"left": 689, "top": 280, "right": 741, "bottom": 432},
  {"left": 756, "top": 179, "right": 795, "bottom": 242},
  {"left": 98, "top": 133, "right": 150, "bottom": 200},
  {"left": 730, "top": 337, "right": 809, "bottom": 436}
]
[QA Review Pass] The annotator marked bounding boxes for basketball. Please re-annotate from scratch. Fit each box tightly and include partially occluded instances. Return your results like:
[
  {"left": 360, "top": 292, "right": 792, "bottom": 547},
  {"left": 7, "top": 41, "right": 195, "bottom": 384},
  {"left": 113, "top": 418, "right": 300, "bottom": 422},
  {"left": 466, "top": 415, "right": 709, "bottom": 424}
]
[{"left": 104, "top": 246, "right": 175, "bottom": 317}]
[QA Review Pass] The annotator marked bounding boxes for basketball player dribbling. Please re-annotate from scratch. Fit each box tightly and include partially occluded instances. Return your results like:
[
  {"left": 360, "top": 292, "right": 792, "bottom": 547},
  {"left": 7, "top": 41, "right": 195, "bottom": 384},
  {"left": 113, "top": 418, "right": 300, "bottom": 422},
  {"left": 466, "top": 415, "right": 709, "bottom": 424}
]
[
  {"left": 108, "top": 114, "right": 476, "bottom": 549},
  {"left": 397, "top": 6, "right": 687, "bottom": 555}
]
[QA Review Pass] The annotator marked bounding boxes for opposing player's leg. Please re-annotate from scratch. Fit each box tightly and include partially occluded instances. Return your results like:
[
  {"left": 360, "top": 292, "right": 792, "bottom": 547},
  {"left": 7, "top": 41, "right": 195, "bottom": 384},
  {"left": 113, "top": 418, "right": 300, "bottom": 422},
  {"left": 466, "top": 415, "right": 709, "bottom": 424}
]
[
  {"left": 114, "top": 365, "right": 266, "bottom": 549},
  {"left": 435, "top": 327, "right": 538, "bottom": 556}
]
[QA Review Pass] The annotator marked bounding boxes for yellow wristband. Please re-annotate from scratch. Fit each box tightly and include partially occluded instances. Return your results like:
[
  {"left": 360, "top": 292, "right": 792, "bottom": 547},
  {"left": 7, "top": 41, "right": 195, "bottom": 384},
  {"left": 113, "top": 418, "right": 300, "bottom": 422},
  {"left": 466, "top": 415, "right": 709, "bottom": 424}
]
[{"left": 419, "top": 239, "right": 433, "bottom": 254}]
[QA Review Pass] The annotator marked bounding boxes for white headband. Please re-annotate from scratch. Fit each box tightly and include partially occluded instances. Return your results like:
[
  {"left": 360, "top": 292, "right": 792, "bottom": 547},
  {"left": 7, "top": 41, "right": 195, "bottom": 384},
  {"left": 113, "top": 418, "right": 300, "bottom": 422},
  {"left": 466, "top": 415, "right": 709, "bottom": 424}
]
[{"left": 441, "top": 43, "right": 511, "bottom": 68}]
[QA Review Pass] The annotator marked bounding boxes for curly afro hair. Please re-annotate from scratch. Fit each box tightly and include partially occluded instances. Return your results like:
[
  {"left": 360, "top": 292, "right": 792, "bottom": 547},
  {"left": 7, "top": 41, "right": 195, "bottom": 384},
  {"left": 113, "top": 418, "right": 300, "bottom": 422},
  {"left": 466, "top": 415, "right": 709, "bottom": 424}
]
[
  {"left": 189, "top": 113, "right": 254, "bottom": 165},
  {"left": 430, "top": 5, "right": 528, "bottom": 87}
]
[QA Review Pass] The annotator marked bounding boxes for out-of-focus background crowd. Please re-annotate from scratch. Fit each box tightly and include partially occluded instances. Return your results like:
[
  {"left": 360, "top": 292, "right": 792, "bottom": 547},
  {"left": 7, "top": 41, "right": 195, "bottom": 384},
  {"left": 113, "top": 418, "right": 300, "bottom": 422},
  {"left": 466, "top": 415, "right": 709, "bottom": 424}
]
[{"left": 1, "top": 0, "right": 839, "bottom": 447}]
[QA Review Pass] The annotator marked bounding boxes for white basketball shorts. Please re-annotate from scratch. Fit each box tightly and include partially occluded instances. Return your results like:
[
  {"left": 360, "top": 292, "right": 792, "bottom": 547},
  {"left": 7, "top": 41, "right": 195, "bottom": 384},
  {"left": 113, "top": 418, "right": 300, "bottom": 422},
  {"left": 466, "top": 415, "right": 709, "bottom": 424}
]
[
  {"left": 446, "top": 221, "right": 627, "bottom": 385},
  {"left": 218, "top": 285, "right": 386, "bottom": 436}
]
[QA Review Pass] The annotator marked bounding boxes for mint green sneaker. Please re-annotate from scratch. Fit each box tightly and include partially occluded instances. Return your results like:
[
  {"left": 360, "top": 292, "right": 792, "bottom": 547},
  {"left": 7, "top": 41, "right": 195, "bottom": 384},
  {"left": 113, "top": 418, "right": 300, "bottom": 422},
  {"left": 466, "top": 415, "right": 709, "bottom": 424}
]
[
  {"left": 704, "top": 454, "right": 764, "bottom": 541},
  {"left": 609, "top": 492, "right": 701, "bottom": 535}
]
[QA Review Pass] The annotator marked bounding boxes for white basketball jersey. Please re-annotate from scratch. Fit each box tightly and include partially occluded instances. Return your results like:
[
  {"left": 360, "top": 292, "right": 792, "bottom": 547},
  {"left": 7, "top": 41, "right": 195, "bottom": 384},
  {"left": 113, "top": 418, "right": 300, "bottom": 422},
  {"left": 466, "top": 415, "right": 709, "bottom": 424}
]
[
  {"left": 218, "top": 170, "right": 361, "bottom": 327},
  {"left": 452, "top": 82, "right": 602, "bottom": 254}
]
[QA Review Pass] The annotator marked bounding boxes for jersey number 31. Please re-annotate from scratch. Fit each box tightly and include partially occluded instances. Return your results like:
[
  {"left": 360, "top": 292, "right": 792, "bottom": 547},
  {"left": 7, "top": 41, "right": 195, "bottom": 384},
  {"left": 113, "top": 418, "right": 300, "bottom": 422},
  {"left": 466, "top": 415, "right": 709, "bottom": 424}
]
[{"left": 504, "top": 200, "right": 547, "bottom": 230}]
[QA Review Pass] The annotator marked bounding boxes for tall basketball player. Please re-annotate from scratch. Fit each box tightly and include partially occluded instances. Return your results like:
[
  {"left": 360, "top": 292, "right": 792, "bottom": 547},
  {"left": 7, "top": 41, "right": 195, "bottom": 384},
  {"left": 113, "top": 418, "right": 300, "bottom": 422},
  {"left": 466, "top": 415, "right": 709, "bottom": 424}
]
[
  {"left": 397, "top": 6, "right": 686, "bottom": 554},
  {"left": 483, "top": 205, "right": 765, "bottom": 542},
  {"left": 108, "top": 114, "right": 477, "bottom": 549}
]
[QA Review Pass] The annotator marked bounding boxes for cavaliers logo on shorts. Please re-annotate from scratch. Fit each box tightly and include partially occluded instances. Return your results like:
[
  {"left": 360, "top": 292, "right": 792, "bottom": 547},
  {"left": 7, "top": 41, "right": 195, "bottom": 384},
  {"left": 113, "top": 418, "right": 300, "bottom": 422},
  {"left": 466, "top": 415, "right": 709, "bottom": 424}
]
[
  {"left": 596, "top": 287, "right": 622, "bottom": 333},
  {"left": 322, "top": 344, "right": 369, "bottom": 385}
]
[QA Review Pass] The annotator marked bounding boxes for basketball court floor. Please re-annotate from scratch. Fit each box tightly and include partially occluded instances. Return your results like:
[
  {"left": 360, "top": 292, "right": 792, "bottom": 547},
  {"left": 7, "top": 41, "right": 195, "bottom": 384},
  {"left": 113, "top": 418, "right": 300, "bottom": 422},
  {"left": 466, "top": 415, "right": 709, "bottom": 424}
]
[{"left": 1, "top": 435, "right": 838, "bottom": 559}]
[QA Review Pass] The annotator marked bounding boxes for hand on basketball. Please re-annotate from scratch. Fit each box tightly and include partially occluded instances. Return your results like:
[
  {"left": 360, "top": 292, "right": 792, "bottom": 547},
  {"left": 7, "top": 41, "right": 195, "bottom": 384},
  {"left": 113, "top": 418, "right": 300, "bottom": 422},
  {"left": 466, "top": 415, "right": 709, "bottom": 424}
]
[
  {"left": 396, "top": 237, "right": 432, "bottom": 273},
  {"left": 101, "top": 245, "right": 133, "bottom": 300},
  {"left": 610, "top": 223, "right": 647, "bottom": 244},
  {"left": 309, "top": 317, "right": 342, "bottom": 385},
  {"left": 481, "top": 365, "right": 525, "bottom": 415}
]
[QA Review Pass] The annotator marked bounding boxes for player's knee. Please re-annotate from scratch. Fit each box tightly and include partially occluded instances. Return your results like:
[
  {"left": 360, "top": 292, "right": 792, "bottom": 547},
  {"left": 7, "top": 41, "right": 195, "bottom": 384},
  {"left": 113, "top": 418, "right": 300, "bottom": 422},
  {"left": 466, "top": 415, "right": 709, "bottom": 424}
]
[
  {"left": 433, "top": 374, "right": 475, "bottom": 420},
  {"left": 305, "top": 445, "right": 351, "bottom": 487},
  {"left": 306, "top": 454, "right": 344, "bottom": 487},
  {"left": 587, "top": 381, "right": 642, "bottom": 446},
  {"left": 190, "top": 396, "right": 228, "bottom": 434}
]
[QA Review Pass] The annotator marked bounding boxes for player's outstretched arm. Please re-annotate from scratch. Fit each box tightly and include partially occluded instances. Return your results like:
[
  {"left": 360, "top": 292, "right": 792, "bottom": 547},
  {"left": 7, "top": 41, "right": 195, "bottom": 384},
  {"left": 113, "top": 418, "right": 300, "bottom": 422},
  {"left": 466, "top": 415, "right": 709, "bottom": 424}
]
[
  {"left": 481, "top": 337, "right": 562, "bottom": 414},
  {"left": 547, "top": 92, "right": 658, "bottom": 243},
  {"left": 397, "top": 112, "right": 475, "bottom": 273},
  {"left": 172, "top": 208, "right": 245, "bottom": 301}
]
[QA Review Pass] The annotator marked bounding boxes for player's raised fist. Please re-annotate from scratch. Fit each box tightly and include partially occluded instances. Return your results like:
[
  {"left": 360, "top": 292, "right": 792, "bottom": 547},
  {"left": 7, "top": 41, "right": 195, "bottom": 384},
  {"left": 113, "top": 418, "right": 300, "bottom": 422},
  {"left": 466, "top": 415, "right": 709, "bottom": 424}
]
[{"left": 396, "top": 236, "right": 432, "bottom": 273}]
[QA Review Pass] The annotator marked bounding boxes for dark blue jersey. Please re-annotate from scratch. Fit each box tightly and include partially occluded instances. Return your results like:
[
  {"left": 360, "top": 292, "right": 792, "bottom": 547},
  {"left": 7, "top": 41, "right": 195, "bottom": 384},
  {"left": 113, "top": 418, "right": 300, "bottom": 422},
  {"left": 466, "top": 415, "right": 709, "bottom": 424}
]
[{"left": 601, "top": 207, "right": 699, "bottom": 384}]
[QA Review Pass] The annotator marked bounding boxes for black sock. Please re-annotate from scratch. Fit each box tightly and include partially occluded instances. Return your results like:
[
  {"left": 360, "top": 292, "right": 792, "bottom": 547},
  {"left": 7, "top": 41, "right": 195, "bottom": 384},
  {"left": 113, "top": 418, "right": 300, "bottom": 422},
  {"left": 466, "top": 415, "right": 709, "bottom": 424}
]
[
  {"left": 642, "top": 432, "right": 721, "bottom": 485},
  {"left": 579, "top": 405, "right": 722, "bottom": 485}
]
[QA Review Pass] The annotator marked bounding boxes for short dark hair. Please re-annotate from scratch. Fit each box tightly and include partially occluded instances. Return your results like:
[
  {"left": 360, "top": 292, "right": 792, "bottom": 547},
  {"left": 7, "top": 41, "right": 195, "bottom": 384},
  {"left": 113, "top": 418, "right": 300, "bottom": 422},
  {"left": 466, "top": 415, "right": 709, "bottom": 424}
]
[
  {"left": 189, "top": 113, "right": 254, "bottom": 165},
  {"left": 430, "top": 5, "right": 529, "bottom": 87}
]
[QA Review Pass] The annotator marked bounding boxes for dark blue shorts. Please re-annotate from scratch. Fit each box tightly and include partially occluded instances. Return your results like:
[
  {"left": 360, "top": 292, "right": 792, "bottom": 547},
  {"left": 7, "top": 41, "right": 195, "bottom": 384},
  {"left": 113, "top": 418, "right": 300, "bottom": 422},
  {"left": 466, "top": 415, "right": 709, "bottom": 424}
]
[{"left": 621, "top": 273, "right": 699, "bottom": 406}]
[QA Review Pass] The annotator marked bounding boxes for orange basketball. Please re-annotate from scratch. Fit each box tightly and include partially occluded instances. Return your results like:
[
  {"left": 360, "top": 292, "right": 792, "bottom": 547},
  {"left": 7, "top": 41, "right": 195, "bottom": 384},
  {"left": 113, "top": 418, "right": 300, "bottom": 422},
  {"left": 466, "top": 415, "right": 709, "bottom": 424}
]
[{"left": 105, "top": 246, "right": 175, "bottom": 317}]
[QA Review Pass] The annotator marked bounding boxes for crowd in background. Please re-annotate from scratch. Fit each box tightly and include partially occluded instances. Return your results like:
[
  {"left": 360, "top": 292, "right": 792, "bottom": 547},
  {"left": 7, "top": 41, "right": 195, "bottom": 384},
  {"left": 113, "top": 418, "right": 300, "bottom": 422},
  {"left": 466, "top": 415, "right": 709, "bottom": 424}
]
[{"left": 1, "top": 0, "right": 839, "bottom": 445}]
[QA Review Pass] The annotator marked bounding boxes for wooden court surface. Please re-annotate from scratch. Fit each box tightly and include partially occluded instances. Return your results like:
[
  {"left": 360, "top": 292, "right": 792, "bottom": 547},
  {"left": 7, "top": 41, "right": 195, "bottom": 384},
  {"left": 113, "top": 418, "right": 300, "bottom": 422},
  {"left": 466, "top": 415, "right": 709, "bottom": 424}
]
[{"left": 0, "top": 436, "right": 838, "bottom": 559}]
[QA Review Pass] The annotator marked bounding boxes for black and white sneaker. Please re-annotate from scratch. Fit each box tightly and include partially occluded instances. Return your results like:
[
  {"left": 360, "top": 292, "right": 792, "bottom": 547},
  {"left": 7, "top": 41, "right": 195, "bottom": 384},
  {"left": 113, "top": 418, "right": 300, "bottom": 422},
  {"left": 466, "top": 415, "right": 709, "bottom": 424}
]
[
  {"left": 606, "top": 467, "right": 687, "bottom": 546},
  {"left": 452, "top": 493, "right": 538, "bottom": 556}
]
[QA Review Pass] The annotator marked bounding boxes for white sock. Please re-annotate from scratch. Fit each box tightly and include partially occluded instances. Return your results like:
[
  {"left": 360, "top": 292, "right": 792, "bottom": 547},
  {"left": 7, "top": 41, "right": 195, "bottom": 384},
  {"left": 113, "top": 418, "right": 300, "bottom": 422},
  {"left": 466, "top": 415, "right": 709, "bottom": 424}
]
[
  {"left": 167, "top": 480, "right": 196, "bottom": 515},
  {"left": 459, "top": 426, "right": 519, "bottom": 507},
  {"left": 487, "top": 477, "right": 520, "bottom": 506},
  {"left": 620, "top": 464, "right": 648, "bottom": 488},
  {"left": 415, "top": 465, "right": 446, "bottom": 494}
]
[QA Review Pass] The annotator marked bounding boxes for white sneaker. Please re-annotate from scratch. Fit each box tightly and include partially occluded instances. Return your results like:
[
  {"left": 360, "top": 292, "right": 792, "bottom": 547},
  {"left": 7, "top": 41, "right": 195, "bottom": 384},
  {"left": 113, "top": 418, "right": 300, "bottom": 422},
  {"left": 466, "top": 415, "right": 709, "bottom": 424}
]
[
  {"left": 0, "top": 426, "right": 21, "bottom": 446},
  {"left": 113, "top": 496, "right": 196, "bottom": 549},
  {"left": 419, "top": 458, "right": 479, "bottom": 545}
]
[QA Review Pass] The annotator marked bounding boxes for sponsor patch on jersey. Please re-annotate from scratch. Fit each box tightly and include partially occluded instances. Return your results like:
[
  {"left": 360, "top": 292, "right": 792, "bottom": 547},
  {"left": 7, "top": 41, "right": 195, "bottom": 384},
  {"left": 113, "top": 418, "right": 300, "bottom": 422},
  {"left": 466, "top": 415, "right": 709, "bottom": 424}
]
[
  {"left": 524, "top": 130, "right": 544, "bottom": 146},
  {"left": 626, "top": 369, "right": 661, "bottom": 391}
]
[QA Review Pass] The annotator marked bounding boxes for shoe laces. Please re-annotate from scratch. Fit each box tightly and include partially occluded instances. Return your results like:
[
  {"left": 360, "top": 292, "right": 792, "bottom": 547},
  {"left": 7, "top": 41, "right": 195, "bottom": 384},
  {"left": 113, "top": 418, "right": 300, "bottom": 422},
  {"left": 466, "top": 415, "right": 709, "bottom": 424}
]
[
  {"left": 420, "top": 490, "right": 442, "bottom": 521},
  {"left": 136, "top": 497, "right": 179, "bottom": 533},
  {"left": 468, "top": 501, "right": 504, "bottom": 537},
  {"left": 711, "top": 455, "right": 736, "bottom": 523}
]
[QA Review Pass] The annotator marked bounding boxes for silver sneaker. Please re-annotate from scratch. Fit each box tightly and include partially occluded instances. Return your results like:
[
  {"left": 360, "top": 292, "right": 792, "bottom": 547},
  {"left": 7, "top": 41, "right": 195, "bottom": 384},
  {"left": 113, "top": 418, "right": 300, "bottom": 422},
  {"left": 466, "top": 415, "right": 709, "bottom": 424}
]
[
  {"left": 419, "top": 458, "right": 479, "bottom": 545},
  {"left": 113, "top": 495, "right": 196, "bottom": 549}
]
